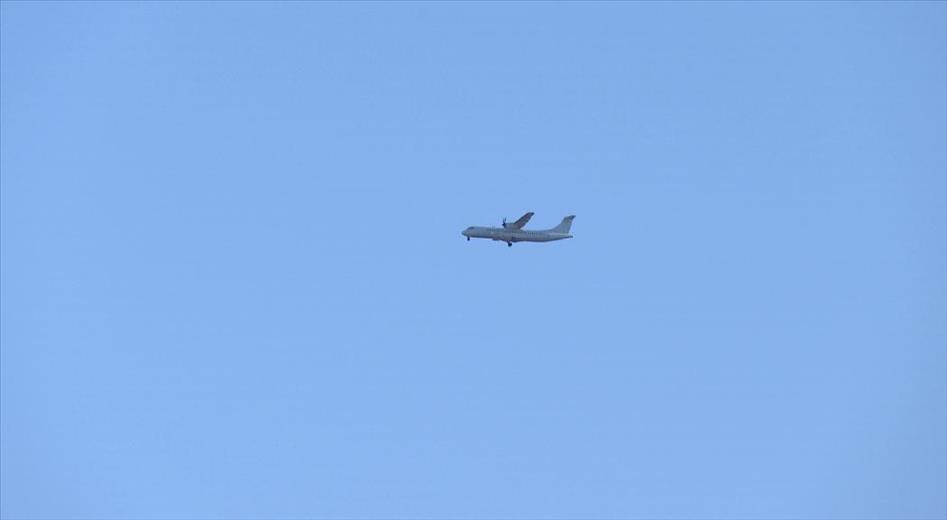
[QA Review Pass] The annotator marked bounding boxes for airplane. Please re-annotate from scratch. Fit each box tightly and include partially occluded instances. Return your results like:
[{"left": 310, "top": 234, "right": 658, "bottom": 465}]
[{"left": 462, "top": 212, "right": 575, "bottom": 247}]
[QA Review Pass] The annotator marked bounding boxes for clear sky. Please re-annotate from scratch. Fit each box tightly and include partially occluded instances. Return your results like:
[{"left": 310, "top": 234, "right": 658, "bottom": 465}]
[{"left": 1, "top": 2, "right": 945, "bottom": 519}]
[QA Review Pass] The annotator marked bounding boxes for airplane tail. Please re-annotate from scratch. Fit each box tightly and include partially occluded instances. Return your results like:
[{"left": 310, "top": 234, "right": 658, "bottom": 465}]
[{"left": 551, "top": 215, "right": 575, "bottom": 234}]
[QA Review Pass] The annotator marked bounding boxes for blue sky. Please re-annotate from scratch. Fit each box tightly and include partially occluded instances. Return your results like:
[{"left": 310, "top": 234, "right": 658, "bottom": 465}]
[{"left": 1, "top": 2, "right": 944, "bottom": 519}]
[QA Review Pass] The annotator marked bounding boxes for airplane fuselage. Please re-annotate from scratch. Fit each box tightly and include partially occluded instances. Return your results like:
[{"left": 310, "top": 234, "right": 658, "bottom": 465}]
[{"left": 461, "top": 226, "right": 572, "bottom": 245}]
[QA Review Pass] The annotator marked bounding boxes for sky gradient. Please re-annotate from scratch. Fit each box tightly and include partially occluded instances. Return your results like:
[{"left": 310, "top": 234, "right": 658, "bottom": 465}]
[{"left": 1, "top": 2, "right": 945, "bottom": 519}]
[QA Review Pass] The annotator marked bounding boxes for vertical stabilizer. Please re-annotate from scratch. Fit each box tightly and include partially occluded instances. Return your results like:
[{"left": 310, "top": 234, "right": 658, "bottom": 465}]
[{"left": 551, "top": 215, "right": 575, "bottom": 234}]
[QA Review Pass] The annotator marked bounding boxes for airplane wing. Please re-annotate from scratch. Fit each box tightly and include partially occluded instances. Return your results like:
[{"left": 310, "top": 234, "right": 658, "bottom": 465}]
[{"left": 504, "top": 212, "right": 534, "bottom": 229}]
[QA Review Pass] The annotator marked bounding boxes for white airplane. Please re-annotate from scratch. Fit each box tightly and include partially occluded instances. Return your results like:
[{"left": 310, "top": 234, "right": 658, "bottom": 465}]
[{"left": 462, "top": 212, "right": 575, "bottom": 247}]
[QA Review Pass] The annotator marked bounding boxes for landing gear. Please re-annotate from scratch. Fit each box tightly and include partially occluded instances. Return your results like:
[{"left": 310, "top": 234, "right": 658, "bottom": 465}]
[
  {"left": 507, "top": 242, "right": 513, "bottom": 247},
  {"left": 467, "top": 237, "right": 470, "bottom": 241}
]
